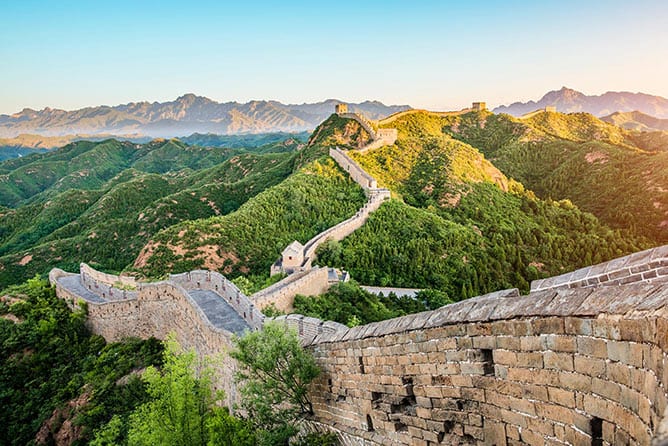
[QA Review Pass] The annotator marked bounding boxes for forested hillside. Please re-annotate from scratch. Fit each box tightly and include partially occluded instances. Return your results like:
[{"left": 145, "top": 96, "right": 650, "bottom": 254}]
[
  {"left": 306, "top": 111, "right": 648, "bottom": 299},
  {"left": 0, "top": 110, "right": 662, "bottom": 296},
  {"left": 0, "top": 138, "right": 300, "bottom": 288},
  {"left": 438, "top": 110, "right": 668, "bottom": 243}
]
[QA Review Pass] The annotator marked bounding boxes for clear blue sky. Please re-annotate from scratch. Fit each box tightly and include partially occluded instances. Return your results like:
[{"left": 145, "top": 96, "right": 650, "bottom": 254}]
[{"left": 1, "top": 0, "right": 667, "bottom": 114}]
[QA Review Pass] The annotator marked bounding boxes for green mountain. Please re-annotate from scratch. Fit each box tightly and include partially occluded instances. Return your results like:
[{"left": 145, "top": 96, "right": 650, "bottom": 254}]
[
  {"left": 0, "top": 109, "right": 661, "bottom": 296},
  {"left": 438, "top": 110, "right": 668, "bottom": 243},
  {"left": 133, "top": 112, "right": 650, "bottom": 299},
  {"left": 0, "top": 138, "right": 300, "bottom": 288}
]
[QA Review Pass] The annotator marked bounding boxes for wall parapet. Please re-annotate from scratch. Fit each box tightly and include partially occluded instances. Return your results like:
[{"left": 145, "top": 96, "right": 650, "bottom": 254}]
[
  {"left": 304, "top": 280, "right": 668, "bottom": 445},
  {"left": 530, "top": 245, "right": 668, "bottom": 292},
  {"left": 251, "top": 267, "right": 330, "bottom": 313},
  {"left": 169, "top": 270, "right": 265, "bottom": 330},
  {"left": 269, "top": 313, "right": 348, "bottom": 345},
  {"left": 80, "top": 262, "right": 137, "bottom": 288}
]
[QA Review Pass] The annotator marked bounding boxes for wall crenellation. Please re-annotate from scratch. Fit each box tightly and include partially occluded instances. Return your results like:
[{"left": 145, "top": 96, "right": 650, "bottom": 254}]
[
  {"left": 530, "top": 245, "right": 668, "bottom": 293},
  {"left": 301, "top": 281, "right": 668, "bottom": 446}
]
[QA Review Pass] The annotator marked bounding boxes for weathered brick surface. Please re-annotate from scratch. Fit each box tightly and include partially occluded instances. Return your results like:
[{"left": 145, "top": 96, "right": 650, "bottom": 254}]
[
  {"left": 51, "top": 248, "right": 668, "bottom": 445},
  {"left": 304, "top": 280, "right": 668, "bottom": 445}
]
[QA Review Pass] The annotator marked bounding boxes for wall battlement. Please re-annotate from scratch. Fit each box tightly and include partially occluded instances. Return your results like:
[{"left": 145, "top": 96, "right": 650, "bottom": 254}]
[
  {"left": 52, "top": 248, "right": 668, "bottom": 444},
  {"left": 530, "top": 245, "right": 668, "bottom": 292}
]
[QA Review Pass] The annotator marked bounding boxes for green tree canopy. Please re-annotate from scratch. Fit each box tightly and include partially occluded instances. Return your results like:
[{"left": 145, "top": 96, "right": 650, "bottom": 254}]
[{"left": 231, "top": 321, "right": 321, "bottom": 445}]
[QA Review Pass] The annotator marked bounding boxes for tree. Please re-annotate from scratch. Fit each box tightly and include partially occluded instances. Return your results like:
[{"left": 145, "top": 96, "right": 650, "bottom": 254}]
[
  {"left": 126, "top": 335, "right": 219, "bottom": 446},
  {"left": 231, "top": 321, "right": 321, "bottom": 445}
]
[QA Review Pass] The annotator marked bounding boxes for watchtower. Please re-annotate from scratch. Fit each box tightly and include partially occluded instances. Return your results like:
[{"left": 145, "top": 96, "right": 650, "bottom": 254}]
[
  {"left": 335, "top": 103, "right": 348, "bottom": 115},
  {"left": 471, "top": 102, "right": 487, "bottom": 111}
]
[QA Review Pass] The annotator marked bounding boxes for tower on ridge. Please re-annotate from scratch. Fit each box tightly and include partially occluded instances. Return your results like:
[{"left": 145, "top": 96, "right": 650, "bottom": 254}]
[
  {"left": 472, "top": 102, "right": 487, "bottom": 111},
  {"left": 335, "top": 103, "right": 348, "bottom": 114}
]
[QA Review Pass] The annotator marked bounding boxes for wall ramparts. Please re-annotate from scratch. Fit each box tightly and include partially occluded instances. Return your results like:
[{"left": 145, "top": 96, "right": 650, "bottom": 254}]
[
  {"left": 339, "top": 113, "right": 378, "bottom": 139},
  {"left": 50, "top": 269, "right": 242, "bottom": 406},
  {"left": 301, "top": 190, "right": 389, "bottom": 268},
  {"left": 270, "top": 313, "right": 348, "bottom": 345},
  {"left": 80, "top": 265, "right": 138, "bottom": 301},
  {"left": 251, "top": 267, "right": 330, "bottom": 312},
  {"left": 377, "top": 108, "right": 475, "bottom": 126},
  {"left": 53, "top": 245, "right": 668, "bottom": 444},
  {"left": 169, "top": 270, "right": 265, "bottom": 330},
  {"left": 520, "top": 107, "right": 558, "bottom": 120},
  {"left": 330, "top": 147, "right": 378, "bottom": 190},
  {"left": 301, "top": 284, "right": 668, "bottom": 445},
  {"left": 80, "top": 262, "right": 137, "bottom": 288},
  {"left": 531, "top": 245, "right": 668, "bottom": 293}
]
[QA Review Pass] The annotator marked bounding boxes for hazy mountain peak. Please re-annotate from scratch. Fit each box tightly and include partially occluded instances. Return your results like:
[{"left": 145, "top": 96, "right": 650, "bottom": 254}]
[
  {"left": 0, "top": 96, "right": 410, "bottom": 138},
  {"left": 495, "top": 87, "right": 668, "bottom": 119}
]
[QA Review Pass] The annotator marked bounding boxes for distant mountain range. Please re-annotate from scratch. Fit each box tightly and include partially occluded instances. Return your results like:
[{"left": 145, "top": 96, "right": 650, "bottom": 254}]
[
  {"left": 0, "top": 95, "right": 410, "bottom": 138},
  {"left": 601, "top": 110, "right": 668, "bottom": 132},
  {"left": 494, "top": 87, "right": 668, "bottom": 119}
]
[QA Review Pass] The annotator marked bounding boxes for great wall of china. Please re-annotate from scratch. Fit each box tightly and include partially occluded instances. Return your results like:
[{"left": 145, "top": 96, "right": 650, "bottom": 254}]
[{"left": 50, "top": 106, "right": 668, "bottom": 445}]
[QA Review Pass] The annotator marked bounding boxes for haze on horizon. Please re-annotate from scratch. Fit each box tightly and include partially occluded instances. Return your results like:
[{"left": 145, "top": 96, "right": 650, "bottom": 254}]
[{"left": 1, "top": 0, "right": 667, "bottom": 115}]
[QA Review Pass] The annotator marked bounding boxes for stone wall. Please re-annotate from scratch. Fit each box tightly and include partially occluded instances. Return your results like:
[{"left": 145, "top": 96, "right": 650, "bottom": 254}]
[
  {"left": 377, "top": 107, "right": 475, "bottom": 126},
  {"left": 251, "top": 267, "right": 331, "bottom": 312},
  {"left": 357, "top": 129, "right": 398, "bottom": 154},
  {"left": 302, "top": 187, "right": 390, "bottom": 268},
  {"left": 50, "top": 267, "right": 241, "bottom": 406},
  {"left": 330, "top": 147, "right": 378, "bottom": 190},
  {"left": 169, "top": 270, "right": 264, "bottom": 330},
  {"left": 339, "top": 113, "right": 378, "bottom": 139},
  {"left": 530, "top": 245, "right": 668, "bottom": 293},
  {"left": 520, "top": 108, "right": 558, "bottom": 120},
  {"left": 80, "top": 262, "right": 137, "bottom": 288},
  {"left": 270, "top": 313, "right": 348, "bottom": 345},
  {"left": 301, "top": 284, "right": 668, "bottom": 445},
  {"left": 80, "top": 264, "right": 138, "bottom": 301}
]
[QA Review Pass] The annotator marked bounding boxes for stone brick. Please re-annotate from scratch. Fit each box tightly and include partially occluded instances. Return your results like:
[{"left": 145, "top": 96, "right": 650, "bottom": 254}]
[
  {"left": 519, "top": 336, "right": 542, "bottom": 351},
  {"left": 471, "top": 336, "right": 496, "bottom": 349},
  {"left": 532, "top": 317, "right": 565, "bottom": 334},
  {"left": 577, "top": 337, "right": 608, "bottom": 358},
  {"left": 565, "top": 317, "right": 593, "bottom": 335},
  {"left": 547, "top": 386, "right": 575, "bottom": 407},
  {"left": 592, "top": 377, "right": 621, "bottom": 401},
  {"left": 543, "top": 351, "right": 574, "bottom": 371},
  {"left": 516, "top": 352, "right": 544, "bottom": 368},
  {"left": 582, "top": 393, "right": 610, "bottom": 418},
  {"left": 493, "top": 349, "right": 517, "bottom": 366},
  {"left": 559, "top": 372, "right": 592, "bottom": 392},
  {"left": 483, "top": 419, "right": 507, "bottom": 446},
  {"left": 574, "top": 355, "right": 606, "bottom": 377},
  {"left": 541, "top": 334, "right": 577, "bottom": 352},
  {"left": 496, "top": 335, "right": 521, "bottom": 350},
  {"left": 607, "top": 340, "right": 630, "bottom": 364},
  {"left": 606, "top": 361, "right": 631, "bottom": 387}
]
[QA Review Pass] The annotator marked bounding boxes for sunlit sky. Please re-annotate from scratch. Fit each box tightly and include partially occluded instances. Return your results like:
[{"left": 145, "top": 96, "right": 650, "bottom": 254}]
[{"left": 1, "top": 0, "right": 667, "bottom": 114}]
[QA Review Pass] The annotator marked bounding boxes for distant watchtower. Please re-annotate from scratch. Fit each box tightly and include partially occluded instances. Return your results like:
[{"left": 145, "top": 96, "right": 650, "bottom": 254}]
[
  {"left": 471, "top": 102, "right": 487, "bottom": 111},
  {"left": 335, "top": 103, "right": 348, "bottom": 115}
]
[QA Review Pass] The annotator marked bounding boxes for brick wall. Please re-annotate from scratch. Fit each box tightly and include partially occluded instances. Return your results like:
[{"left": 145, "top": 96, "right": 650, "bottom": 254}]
[
  {"left": 531, "top": 245, "right": 668, "bottom": 292},
  {"left": 252, "top": 267, "right": 331, "bottom": 312},
  {"left": 301, "top": 284, "right": 668, "bottom": 445}
]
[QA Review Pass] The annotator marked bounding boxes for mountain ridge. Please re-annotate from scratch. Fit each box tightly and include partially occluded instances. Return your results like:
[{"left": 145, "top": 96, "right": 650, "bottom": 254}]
[
  {"left": 0, "top": 95, "right": 410, "bottom": 138},
  {"left": 601, "top": 110, "right": 668, "bottom": 132},
  {"left": 494, "top": 87, "right": 668, "bottom": 119}
]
